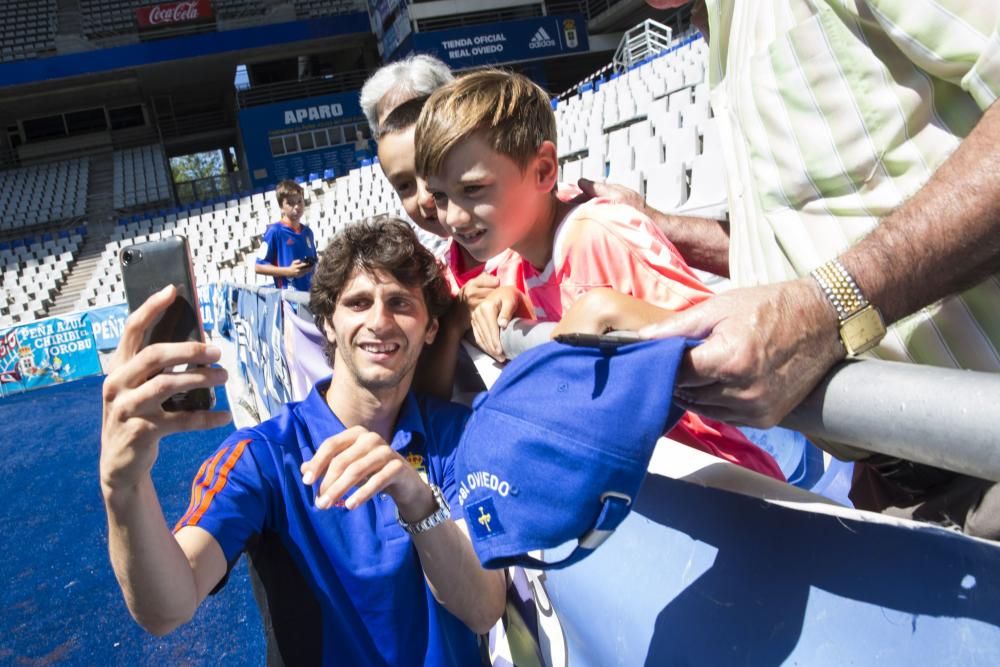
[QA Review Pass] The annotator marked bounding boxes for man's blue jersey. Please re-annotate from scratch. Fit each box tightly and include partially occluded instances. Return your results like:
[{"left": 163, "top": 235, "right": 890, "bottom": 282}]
[
  {"left": 173, "top": 380, "right": 479, "bottom": 666},
  {"left": 256, "top": 222, "right": 317, "bottom": 291}
]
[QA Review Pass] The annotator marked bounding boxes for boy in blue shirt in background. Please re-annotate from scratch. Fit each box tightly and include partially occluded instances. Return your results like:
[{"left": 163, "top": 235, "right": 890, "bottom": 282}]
[{"left": 255, "top": 179, "right": 317, "bottom": 290}]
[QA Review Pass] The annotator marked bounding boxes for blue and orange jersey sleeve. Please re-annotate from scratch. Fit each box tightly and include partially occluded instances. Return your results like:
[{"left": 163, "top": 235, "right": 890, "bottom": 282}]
[
  {"left": 173, "top": 434, "right": 269, "bottom": 563},
  {"left": 256, "top": 225, "right": 278, "bottom": 266}
]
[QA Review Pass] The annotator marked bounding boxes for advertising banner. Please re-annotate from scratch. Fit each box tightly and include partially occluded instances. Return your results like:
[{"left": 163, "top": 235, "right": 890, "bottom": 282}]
[
  {"left": 136, "top": 0, "right": 213, "bottom": 29},
  {"left": 0, "top": 314, "right": 102, "bottom": 395},
  {"left": 282, "top": 301, "right": 331, "bottom": 401},
  {"left": 409, "top": 14, "right": 588, "bottom": 70},
  {"left": 232, "top": 287, "right": 291, "bottom": 418},
  {"left": 239, "top": 91, "right": 369, "bottom": 188},
  {"left": 87, "top": 303, "right": 129, "bottom": 352}
]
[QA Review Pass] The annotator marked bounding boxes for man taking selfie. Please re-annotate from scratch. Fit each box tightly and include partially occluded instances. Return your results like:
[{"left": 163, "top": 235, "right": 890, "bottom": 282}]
[{"left": 100, "top": 216, "right": 504, "bottom": 665}]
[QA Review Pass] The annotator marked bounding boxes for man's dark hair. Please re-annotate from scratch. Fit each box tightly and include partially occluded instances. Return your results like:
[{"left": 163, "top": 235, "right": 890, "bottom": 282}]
[
  {"left": 378, "top": 95, "right": 429, "bottom": 138},
  {"left": 309, "top": 215, "right": 451, "bottom": 360}
]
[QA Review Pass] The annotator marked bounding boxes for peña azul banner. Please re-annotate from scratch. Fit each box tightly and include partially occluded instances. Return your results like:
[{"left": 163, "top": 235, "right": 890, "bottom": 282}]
[{"left": 0, "top": 313, "right": 102, "bottom": 395}]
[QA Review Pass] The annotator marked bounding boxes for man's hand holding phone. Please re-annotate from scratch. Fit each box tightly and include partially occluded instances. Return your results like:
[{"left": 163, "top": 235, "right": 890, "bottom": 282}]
[{"left": 100, "top": 285, "right": 232, "bottom": 493}]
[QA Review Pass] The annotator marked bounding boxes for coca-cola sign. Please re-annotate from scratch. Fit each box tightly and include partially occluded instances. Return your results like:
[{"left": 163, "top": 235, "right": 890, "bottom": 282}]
[{"left": 136, "top": 0, "right": 213, "bottom": 28}]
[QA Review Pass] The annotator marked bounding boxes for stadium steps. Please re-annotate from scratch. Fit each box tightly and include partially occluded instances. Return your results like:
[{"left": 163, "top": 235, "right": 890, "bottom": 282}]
[
  {"left": 55, "top": 0, "right": 84, "bottom": 43},
  {"left": 47, "top": 224, "right": 115, "bottom": 317},
  {"left": 86, "top": 150, "right": 115, "bottom": 228}
]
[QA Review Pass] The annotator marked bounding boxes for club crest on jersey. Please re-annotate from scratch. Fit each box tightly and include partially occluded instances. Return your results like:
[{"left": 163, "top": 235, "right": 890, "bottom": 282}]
[
  {"left": 406, "top": 453, "right": 428, "bottom": 484},
  {"left": 286, "top": 238, "right": 295, "bottom": 245}
]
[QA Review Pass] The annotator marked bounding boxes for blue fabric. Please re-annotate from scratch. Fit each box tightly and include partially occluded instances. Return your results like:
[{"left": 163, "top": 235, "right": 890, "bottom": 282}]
[
  {"left": 177, "top": 379, "right": 479, "bottom": 666},
  {"left": 455, "top": 337, "right": 693, "bottom": 569},
  {"left": 255, "top": 222, "right": 317, "bottom": 291}
]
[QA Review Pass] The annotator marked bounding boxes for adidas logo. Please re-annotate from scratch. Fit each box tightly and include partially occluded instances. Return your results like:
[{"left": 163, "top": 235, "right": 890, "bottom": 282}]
[{"left": 529, "top": 27, "right": 556, "bottom": 50}]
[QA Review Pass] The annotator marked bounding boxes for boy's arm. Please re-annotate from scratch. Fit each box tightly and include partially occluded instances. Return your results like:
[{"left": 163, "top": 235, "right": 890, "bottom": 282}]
[
  {"left": 413, "top": 273, "right": 500, "bottom": 398},
  {"left": 413, "top": 304, "right": 466, "bottom": 400},
  {"left": 551, "top": 287, "right": 674, "bottom": 337},
  {"left": 470, "top": 286, "right": 534, "bottom": 361},
  {"left": 255, "top": 261, "right": 310, "bottom": 279}
]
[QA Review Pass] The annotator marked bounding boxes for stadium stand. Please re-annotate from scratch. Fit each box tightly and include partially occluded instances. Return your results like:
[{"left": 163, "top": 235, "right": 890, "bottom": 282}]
[
  {"left": 80, "top": 0, "right": 145, "bottom": 39},
  {"left": 555, "top": 33, "right": 726, "bottom": 220},
  {"left": 0, "top": 0, "right": 58, "bottom": 63},
  {"left": 0, "top": 230, "right": 84, "bottom": 327},
  {"left": 112, "top": 145, "right": 172, "bottom": 210},
  {"left": 4, "top": 25, "right": 716, "bottom": 325},
  {"left": 0, "top": 159, "right": 90, "bottom": 232},
  {"left": 293, "top": 0, "right": 367, "bottom": 19}
]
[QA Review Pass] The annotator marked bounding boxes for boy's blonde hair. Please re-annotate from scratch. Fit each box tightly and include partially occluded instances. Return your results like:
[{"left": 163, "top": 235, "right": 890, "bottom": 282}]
[
  {"left": 414, "top": 69, "right": 556, "bottom": 178},
  {"left": 275, "top": 179, "right": 304, "bottom": 207}
]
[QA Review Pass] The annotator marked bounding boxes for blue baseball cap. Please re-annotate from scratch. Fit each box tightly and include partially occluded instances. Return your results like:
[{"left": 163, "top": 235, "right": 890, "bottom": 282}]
[{"left": 455, "top": 337, "right": 693, "bottom": 569}]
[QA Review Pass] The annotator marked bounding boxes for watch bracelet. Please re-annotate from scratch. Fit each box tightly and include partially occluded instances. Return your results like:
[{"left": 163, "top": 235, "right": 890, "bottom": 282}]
[
  {"left": 810, "top": 259, "right": 868, "bottom": 321},
  {"left": 397, "top": 484, "right": 450, "bottom": 535}
]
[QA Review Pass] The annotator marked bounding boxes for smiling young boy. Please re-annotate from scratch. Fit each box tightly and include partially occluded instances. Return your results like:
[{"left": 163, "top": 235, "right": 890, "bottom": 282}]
[
  {"left": 414, "top": 70, "right": 783, "bottom": 480},
  {"left": 377, "top": 97, "right": 496, "bottom": 294}
]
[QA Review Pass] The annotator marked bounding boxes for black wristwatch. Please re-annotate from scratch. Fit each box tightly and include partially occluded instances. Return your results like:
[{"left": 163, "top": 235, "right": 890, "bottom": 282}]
[{"left": 396, "top": 484, "right": 451, "bottom": 535}]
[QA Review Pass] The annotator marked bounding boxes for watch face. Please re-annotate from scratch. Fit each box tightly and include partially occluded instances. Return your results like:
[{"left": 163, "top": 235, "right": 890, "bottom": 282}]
[{"left": 840, "top": 306, "right": 886, "bottom": 356}]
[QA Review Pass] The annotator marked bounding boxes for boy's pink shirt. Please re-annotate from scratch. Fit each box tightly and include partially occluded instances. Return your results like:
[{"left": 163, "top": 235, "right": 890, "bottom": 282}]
[{"left": 483, "top": 196, "right": 785, "bottom": 481}]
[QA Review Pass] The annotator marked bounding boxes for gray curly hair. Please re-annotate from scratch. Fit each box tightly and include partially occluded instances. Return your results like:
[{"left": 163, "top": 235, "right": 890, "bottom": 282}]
[{"left": 359, "top": 54, "right": 454, "bottom": 138}]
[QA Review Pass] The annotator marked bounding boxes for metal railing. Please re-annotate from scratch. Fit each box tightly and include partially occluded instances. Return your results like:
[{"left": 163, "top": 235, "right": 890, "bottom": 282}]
[
  {"left": 237, "top": 70, "right": 371, "bottom": 109},
  {"left": 613, "top": 18, "right": 672, "bottom": 74},
  {"left": 497, "top": 319, "right": 1000, "bottom": 483}
]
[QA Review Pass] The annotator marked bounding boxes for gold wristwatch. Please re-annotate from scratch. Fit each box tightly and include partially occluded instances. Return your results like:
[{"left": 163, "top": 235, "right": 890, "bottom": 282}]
[{"left": 810, "top": 259, "right": 886, "bottom": 356}]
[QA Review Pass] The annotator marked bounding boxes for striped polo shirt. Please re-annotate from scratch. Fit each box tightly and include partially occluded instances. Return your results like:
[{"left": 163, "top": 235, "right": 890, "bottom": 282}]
[{"left": 706, "top": 0, "right": 1000, "bottom": 371}]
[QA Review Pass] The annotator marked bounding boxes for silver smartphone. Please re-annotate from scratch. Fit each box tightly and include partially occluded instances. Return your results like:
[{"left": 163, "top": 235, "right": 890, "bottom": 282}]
[{"left": 119, "top": 235, "right": 215, "bottom": 411}]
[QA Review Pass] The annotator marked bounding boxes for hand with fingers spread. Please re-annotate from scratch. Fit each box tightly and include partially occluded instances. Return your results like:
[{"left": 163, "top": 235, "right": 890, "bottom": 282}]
[
  {"left": 100, "top": 284, "right": 232, "bottom": 493},
  {"left": 470, "top": 286, "right": 531, "bottom": 362},
  {"left": 300, "top": 425, "right": 436, "bottom": 519},
  {"left": 639, "top": 278, "right": 844, "bottom": 428}
]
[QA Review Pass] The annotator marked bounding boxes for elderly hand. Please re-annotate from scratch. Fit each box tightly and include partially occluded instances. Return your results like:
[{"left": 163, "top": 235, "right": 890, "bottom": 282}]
[
  {"left": 576, "top": 178, "right": 646, "bottom": 212},
  {"left": 639, "top": 278, "right": 845, "bottom": 427}
]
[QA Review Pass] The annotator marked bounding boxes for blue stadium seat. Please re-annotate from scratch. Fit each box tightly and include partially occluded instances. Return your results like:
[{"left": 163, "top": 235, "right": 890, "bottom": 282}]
[
  {"left": 323, "top": 168, "right": 336, "bottom": 179},
  {"left": 11, "top": 239, "right": 23, "bottom": 248},
  {"left": 41, "top": 233, "right": 53, "bottom": 242},
  {"left": 308, "top": 172, "right": 320, "bottom": 181},
  {"left": 76, "top": 226, "right": 87, "bottom": 236},
  {"left": 0, "top": 242, "right": 9, "bottom": 251},
  {"left": 294, "top": 176, "right": 306, "bottom": 184},
  {"left": 58, "top": 230, "right": 70, "bottom": 238}
]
